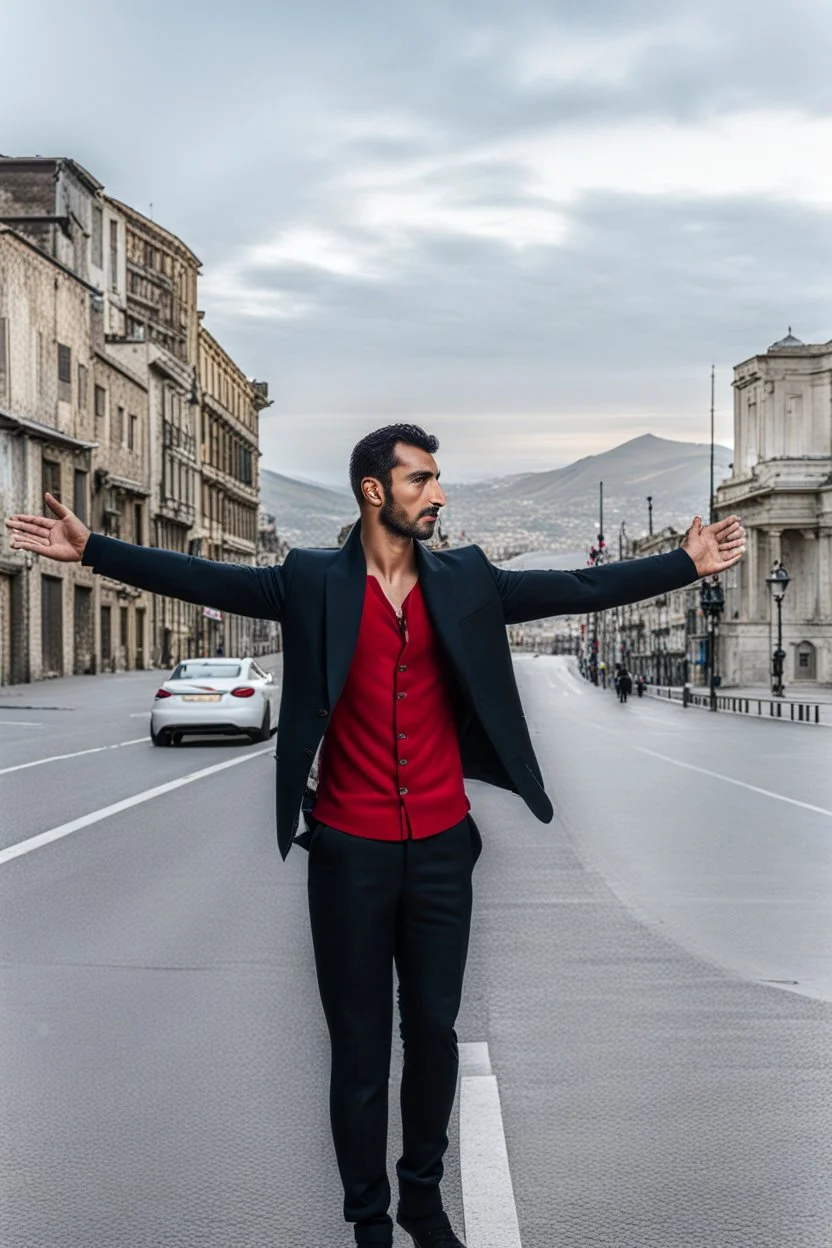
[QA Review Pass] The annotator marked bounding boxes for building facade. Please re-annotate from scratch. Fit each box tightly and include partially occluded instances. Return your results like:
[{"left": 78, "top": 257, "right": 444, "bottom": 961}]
[
  {"left": 0, "top": 156, "right": 274, "bottom": 683},
  {"left": 0, "top": 227, "right": 153, "bottom": 682},
  {"left": 715, "top": 331, "right": 832, "bottom": 688},
  {"left": 198, "top": 325, "right": 270, "bottom": 658}
]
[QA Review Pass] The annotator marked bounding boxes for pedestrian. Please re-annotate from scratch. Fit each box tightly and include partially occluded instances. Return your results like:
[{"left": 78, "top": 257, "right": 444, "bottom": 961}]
[
  {"left": 5, "top": 424, "right": 746, "bottom": 1248},
  {"left": 600, "top": 659, "right": 607, "bottom": 689},
  {"left": 636, "top": 673, "right": 646, "bottom": 698},
  {"left": 618, "top": 668, "right": 633, "bottom": 703}
]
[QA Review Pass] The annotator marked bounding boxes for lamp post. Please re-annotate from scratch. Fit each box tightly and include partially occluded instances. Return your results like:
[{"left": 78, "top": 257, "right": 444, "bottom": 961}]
[
  {"left": 766, "top": 561, "right": 790, "bottom": 697},
  {"left": 699, "top": 575, "right": 725, "bottom": 711}
]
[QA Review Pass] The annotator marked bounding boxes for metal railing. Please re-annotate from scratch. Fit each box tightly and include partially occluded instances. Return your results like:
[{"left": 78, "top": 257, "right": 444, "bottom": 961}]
[{"left": 649, "top": 685, "right": 822, "bottom": 724}]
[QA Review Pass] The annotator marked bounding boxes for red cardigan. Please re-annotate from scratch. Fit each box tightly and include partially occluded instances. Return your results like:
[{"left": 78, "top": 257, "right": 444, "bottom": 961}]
[{"left": 310, "top": 574, "right": 471, "bottom": 840}]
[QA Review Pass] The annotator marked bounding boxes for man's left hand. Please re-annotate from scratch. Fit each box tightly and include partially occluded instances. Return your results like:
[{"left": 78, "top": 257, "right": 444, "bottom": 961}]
[{"left": 681, "top": 514, "right": 746, "bottom": 577}]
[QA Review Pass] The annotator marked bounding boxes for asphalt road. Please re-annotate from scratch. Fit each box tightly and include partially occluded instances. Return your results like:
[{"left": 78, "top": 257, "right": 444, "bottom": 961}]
[{"left": 1, "top": 655, "right": 830, "bottom": 1247}]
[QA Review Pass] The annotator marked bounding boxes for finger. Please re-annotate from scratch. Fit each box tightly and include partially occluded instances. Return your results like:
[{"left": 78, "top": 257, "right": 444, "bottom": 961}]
[
  {"left": 716, "top": 537, "right": 746, "bottom": 551},
  {"left": 709, "top": 514, "right": 740, "bottom": 535},
  {"left": 5, "top": 514, "right": 56, "bottom": 529},
  {"left": 44, "top": 491, "right": 70, "bottom": 518},
  {"left": 717, "top": 549, "right": 745, "bottom": 569},
  {"left": 5, "top": 518, "right": 56, "bottom": 537},
  {"left": 9, "top": 534, "right": 49, "bottom": 551}
]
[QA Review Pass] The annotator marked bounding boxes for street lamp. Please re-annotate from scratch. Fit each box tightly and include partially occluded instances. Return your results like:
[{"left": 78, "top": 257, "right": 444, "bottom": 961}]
[
  {"left": 766, "top": 561, "right": 791, "bottom": 697},
  {"left": 699, "top": 575, "right": 725, "bottom": 711}
]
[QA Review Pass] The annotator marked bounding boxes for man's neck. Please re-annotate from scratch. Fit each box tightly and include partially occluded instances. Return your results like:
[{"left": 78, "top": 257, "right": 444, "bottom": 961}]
[{"left": 360, "top": 520, "right": 417, "bottom": 583}]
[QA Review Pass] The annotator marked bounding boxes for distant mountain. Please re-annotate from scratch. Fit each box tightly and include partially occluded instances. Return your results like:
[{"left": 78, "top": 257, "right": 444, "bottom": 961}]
[
  {"left": 259, "top": 469, "right": 355, "bottom": 547},
  {"left": 438, "top": 434, "right": 732, "bottom": 555},
  {"left": 260, "top": 434, "right": 732, "bottom": 553}
]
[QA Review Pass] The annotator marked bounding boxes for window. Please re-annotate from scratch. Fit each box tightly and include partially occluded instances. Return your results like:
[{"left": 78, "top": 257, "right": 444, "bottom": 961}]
[
  {"left": 128, "top": 412, "right": 138, "bottom": 451},
  {"left": 114, "top": 405, "right": 125, "bottom": 445},
  {"left": 120, "top": 606, "right": 128, "bottom": 651},
  {"left": 73, "top": 470, "right": 88, "bottom": 523},
  {"left": 94, "top": 384, "right": 106, "bottom": 421},
  {"left": 170, "top": 662, "right": 242, "bottom": 680},
  {"left": 103, "top": 500, "right": 121, "bottom": 538},
  {"left": 91, "top": 206, "right": 103, "bottom": 268},
  {"left": 78, "top": 363, "right": 88, "bottom": 413},
  {"left": 57, "top": 343, "right": 72, "bottom": 402},
  {"left": 101, "top": 605, "right": 112, "bottom": 664},
  {"left": 42, "top": 458, "right": 61, "bottom": 509},
  {"left": 109, "top": 220, "right": 119, "bottom": 292},
  {"left": 133, "top": 502, "right": 144, "bottom": 545}
]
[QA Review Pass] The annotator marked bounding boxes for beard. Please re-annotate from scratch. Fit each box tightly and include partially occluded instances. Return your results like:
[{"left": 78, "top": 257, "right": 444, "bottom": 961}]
[{"left": 378, "top": 495, "right": 438, "bottom": 542}]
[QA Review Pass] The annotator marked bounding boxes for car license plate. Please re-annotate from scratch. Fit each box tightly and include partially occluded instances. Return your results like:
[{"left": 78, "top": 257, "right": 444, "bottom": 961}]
[{"left": 182, "top": 694, "right": 222, "bottom": 702}]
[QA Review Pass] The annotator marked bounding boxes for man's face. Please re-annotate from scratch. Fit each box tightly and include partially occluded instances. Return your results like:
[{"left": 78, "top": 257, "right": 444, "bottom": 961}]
[{"left": 368, "top": 442, "right": 447, "bottom": 541}]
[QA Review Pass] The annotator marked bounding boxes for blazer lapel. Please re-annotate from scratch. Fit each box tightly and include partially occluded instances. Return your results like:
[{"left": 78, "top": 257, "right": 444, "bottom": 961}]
[
  {"left": 324, "top": 519, "right": 368, "bottom": 709},
  {"left": 414, "top": 539, "right": 470, "bottom": 691}
]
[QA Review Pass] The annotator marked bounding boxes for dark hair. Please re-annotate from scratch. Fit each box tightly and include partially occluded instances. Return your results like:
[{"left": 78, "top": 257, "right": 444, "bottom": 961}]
[{"left": 348, "top": 423, "right": 439, "bottom": 508}]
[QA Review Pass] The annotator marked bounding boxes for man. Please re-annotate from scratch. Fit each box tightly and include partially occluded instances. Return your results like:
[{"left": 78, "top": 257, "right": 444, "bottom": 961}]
[{"left": 5, "top": 423, "right": 745, "bottom": 1247}]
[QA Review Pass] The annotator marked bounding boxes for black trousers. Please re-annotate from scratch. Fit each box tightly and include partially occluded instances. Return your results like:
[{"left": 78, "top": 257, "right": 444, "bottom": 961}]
[{"left": 307, "top": 814, "right": 478, "bottom": 1237}]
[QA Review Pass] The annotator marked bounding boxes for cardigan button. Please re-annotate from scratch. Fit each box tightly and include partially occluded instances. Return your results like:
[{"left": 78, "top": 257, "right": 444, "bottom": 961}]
[
  {"left": 399, "top": 758, "right": 408, "bottom": 766},
  {"left": 399, "top": 787, "right": 408, "bottom": 796},
  {"left": 317, "top": 708, "right": 328, "bottom": 718}
]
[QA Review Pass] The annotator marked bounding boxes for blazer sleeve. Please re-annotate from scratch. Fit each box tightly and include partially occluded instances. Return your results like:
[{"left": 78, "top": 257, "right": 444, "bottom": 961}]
[
  {"left": 81, "top": 533, "right": 295, "bottom": 621},
  {"left": 477, "top": 545, "right": 699, "bottom": 625}
]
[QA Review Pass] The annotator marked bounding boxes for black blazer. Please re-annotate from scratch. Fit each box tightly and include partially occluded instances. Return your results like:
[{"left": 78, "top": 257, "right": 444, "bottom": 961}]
[{"left": 82, "top": 520, "right": 698, "bottom": 860}]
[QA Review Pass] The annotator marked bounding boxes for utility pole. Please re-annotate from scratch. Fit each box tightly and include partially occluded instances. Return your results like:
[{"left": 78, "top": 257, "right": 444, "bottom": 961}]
[
  {"left": 647, "top": 495, "right": 653, "bottom": 536},
  {"left": 709, "top": 363, "right": 715, "bottom": 524}
]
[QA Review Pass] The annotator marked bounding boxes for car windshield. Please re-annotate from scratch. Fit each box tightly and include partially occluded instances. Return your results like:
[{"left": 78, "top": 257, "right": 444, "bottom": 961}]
[{"left": 169, "top": 663, "right": 243, "bottom": 680}]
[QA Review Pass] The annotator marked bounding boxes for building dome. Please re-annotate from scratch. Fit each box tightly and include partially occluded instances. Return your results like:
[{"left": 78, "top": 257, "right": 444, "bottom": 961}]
[{"left": 768, "top": 327, "right": 804, "bottom": 350}]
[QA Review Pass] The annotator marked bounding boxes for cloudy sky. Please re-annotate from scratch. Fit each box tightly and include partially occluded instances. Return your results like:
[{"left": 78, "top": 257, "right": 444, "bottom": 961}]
[{"left": 3, "top": 0, "right": 832, "bottom": 484}]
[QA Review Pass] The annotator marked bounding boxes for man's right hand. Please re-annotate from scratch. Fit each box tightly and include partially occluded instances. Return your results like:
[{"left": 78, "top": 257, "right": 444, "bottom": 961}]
[{"left": 5, "top": 492, "right": 91, "bottom": 563}]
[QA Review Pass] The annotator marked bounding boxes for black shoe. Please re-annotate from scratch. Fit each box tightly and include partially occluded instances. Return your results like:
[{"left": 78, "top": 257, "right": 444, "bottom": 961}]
[{"left": 395, "top": 1209, "right": 466, "bottom": 1247}]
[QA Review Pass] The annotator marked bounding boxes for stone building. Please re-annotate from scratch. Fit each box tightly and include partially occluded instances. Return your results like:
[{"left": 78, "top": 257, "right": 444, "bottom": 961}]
[
  {"left": 104, "top": 198, "right": 203, "bottom": 667},
  {"left": 0, "top": 226, "right": 152, "bottom": 682},
  {"left": 0, "top": 156, "right": 274, "bottom": 679},
  {"left": 616, "top": 526, "right": 707, "bottom": 686},
  {"left": 715, "top": 330, "right": 832, "bottom": 688},
  {"left": 252, "top": 505, "right": 290, "bottom": 656},
  {"left": 198, "top": 325, "right": 270, "bottom": 658}
]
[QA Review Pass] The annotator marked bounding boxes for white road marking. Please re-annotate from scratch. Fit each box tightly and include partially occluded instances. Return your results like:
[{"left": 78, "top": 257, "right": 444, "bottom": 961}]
[
  {"left": 459, "top": 1041, "right": 523, "bottom": 1248},
  {"left": 0, "top": 747, "right": 273, "bottom": 866},
  {"left": 0, "top": 720, "right": 42, "bottom": 727},
  {"left": 0, "top": 736, "right": 149, "bottom": 777},
  {"left": 636, "top": 747, "right": 832, "bottom": 819},
  {"left": 129, "top": 712, "right": 150, "bottom": 718}
]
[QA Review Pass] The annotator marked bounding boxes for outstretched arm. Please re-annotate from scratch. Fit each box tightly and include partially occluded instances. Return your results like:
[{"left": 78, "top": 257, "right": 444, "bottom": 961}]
[
  {"left": 482, "top": 514, "right": 745, "bottom": 625},
  {"left": 5, "top": 492, "right": 293, "bottom": 621}
]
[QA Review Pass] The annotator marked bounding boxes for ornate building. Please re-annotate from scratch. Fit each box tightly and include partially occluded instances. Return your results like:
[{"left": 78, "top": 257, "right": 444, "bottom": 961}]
[
  {"left": 0, "top": 156, "right": 274, "bottom": 679},
  {"left": 198, "top": 325, "right": 271, "bottom": 658},
  {"left": 715, "top": 330, "right": 832, "bottom": 688}
]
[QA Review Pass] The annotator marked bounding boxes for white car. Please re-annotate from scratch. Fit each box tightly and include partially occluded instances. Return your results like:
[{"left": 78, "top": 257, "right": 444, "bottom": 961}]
[{"left": 150, "top": 657, "right": 278, "bottom": 747}]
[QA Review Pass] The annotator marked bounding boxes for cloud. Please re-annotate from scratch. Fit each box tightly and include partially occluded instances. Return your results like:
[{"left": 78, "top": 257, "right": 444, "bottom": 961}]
[{"left": 2, "top": 0, "right": 832, "bottom": 483}]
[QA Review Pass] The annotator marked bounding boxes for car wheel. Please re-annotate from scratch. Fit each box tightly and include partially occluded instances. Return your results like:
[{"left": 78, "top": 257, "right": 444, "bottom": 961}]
[
  {"left": 151, "top": 726, "right": 169, "bottom": 747},
  {"left": 172, "top": 732, "right": 184, "bottom": 746}
]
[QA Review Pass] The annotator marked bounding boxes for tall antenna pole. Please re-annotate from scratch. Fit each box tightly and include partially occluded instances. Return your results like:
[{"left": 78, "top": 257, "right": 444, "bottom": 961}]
[
  {"left": 710, "top": 363, "right": 715, "bottom": 524},
  {"left": 598, "top": 481, "right": 604, "bottom": 552}
]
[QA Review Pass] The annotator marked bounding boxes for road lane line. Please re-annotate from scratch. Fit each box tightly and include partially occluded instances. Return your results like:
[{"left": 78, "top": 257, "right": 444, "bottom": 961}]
[
  {"left": 0, "top": 746, "right": 273, "bottom": 866},
  {"left": 0, "top": 721, "right": 43, "bottom": 727},
  {"left": 0, "top": 736, "right": 149, "bottom": 776},
  {"left": 636, "top": 747, "right": 832, "bottom": 818},
  {"left": 459, "top": 1042, "right": 523, "bottom": 1248}
]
